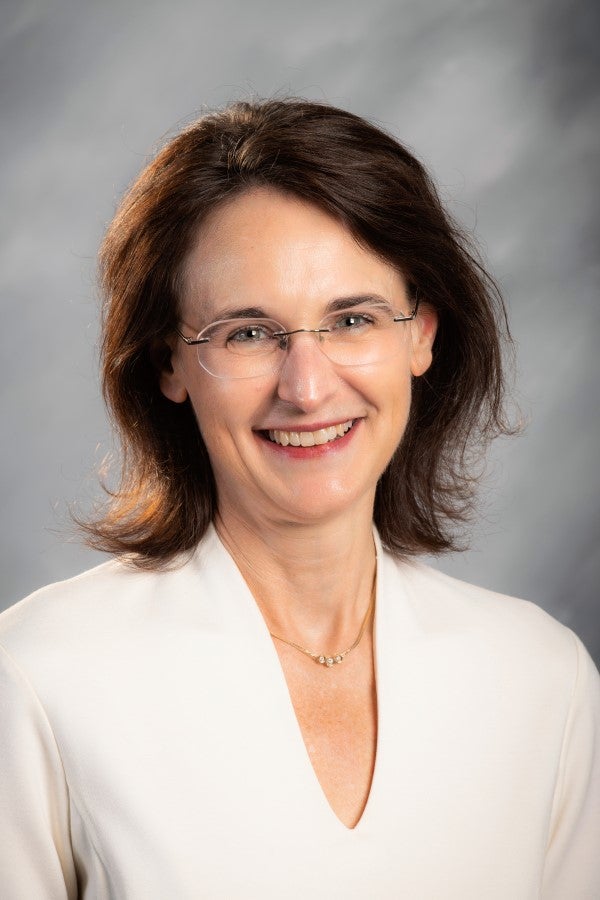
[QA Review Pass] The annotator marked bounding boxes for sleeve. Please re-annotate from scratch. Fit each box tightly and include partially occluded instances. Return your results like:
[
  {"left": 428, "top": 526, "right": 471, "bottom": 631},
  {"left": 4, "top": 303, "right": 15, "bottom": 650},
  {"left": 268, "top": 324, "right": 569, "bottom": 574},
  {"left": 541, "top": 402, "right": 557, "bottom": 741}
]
[
  {"left": 0, "top": 643, "right": 78, "bottom": 900},
  {"left": 542, "top": 632, "right": 600, "bottom": 899}
]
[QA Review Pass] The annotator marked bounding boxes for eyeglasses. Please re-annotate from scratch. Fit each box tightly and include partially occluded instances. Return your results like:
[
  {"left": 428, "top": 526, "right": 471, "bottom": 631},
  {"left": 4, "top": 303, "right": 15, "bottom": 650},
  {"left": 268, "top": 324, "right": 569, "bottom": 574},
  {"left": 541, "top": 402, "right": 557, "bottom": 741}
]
[{"left": 176, "top": 296, "right": 419, "bottom": 379}]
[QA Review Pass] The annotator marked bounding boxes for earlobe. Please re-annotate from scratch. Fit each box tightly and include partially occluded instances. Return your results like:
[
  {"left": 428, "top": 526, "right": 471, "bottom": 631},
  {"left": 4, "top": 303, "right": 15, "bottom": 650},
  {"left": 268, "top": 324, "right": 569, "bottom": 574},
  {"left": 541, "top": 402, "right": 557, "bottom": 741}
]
[
  {"left": 159, "top": 369, "right": 189, "bottom": 404},
  {"left": 151, "top": 338, "right": 189, "bottom": 404},
  {"left": 410, "top": 304, "right": 438, "bottom": 377}
]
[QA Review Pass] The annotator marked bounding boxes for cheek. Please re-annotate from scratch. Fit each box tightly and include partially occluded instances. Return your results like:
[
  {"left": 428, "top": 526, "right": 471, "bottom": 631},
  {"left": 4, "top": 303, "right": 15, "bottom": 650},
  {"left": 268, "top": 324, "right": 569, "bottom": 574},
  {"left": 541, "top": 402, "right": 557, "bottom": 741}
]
[
  {"left": 383, "top": 354, "right": 412, "bottom": 403},
  {"left": 391, "top": 389, "right": 412, "bottom": 442},
  {"left": 186, "top": 381, "right": 263, "bottom": 453},
  {"left": 383, "top": 367, "right": 413, "bottom": 441},
  {"left": 185, "top": 383, "right": 226, "bottom": 452}
]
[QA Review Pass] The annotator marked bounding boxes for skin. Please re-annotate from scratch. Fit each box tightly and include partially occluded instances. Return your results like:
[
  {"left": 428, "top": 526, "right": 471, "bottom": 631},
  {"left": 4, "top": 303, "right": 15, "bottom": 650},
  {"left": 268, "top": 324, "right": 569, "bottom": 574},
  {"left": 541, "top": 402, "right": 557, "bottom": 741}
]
[{"left": 160, "top": 187, "right": 437, "bottom": 828}]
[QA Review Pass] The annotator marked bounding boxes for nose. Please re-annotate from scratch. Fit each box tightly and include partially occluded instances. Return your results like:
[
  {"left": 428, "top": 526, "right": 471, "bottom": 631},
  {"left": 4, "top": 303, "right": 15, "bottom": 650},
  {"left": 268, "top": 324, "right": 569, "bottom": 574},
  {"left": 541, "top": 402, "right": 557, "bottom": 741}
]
[{"left": 275, "top": 331, "right": 340, "bottom": 411}]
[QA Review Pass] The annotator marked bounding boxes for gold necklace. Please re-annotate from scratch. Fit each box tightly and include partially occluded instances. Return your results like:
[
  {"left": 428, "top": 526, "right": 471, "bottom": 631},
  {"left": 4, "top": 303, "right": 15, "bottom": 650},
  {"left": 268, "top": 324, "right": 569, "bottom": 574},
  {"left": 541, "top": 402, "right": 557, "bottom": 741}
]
[{"left": 269, "top": 572, "right": 376, "bottom": 668}]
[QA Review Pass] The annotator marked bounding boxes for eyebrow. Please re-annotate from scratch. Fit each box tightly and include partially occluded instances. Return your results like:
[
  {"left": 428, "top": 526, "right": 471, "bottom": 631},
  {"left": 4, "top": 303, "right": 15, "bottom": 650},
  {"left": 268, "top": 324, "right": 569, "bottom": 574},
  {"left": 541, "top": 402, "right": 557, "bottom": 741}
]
[
  {"left": 207, "top": 306, "right": 268, "bottom": 321},
  {"left": 326, "top": 294, "right": 393, "bottom": 313},
  {"left": 209, "top": 295, "right": 394, "bottom": 321}
]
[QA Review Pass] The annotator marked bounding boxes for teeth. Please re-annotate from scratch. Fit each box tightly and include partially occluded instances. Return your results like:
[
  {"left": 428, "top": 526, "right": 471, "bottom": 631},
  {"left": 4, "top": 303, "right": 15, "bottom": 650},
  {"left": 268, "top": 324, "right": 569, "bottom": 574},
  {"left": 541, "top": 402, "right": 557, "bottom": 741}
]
[{"left": 268, "top": 420, "right": 353, "bottom": 447}]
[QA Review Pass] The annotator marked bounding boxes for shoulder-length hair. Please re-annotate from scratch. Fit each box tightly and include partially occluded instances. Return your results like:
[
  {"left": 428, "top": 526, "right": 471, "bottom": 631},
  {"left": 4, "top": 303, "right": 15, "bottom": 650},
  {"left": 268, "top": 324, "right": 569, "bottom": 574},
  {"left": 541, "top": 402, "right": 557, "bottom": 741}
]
[{"left": 81, "top": 97, "right": 513, "bottom": 566}]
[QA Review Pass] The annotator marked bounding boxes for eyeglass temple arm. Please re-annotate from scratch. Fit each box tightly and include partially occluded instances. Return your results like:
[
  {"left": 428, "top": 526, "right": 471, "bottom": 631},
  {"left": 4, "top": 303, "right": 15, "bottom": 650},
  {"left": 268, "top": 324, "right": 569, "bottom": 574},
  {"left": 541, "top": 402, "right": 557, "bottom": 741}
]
[
  {"left": 393, "top": 295, "right": 420, "bottom": 322},
  {"left": 176, "top": 328, "right": 209, "bottom": 346}
]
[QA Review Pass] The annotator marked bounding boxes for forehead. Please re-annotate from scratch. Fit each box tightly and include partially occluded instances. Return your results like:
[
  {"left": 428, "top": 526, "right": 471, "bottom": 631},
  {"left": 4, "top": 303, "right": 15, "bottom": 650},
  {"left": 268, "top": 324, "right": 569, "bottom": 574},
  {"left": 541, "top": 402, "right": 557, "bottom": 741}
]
[{"left": 181, "top": 188, "right": 406, "bottom": 320}]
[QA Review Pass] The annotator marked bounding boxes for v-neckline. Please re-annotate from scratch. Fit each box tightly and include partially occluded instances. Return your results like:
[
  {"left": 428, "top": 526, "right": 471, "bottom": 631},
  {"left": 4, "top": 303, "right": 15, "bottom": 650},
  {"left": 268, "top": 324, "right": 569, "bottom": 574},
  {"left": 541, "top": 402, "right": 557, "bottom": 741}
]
[
  {"left": 206, "top": 525, "right": 386, "bottom": 834},
  {"left": 273, "top": 602, "right": 381, "bottom": 832}
]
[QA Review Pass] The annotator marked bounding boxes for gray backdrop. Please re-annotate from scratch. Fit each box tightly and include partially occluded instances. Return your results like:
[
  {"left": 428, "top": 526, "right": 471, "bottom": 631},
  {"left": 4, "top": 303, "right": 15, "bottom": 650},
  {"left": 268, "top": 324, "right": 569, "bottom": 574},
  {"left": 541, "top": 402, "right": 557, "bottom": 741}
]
[{"left": 2, "top": 0, "right": 598, "bottom": 665}]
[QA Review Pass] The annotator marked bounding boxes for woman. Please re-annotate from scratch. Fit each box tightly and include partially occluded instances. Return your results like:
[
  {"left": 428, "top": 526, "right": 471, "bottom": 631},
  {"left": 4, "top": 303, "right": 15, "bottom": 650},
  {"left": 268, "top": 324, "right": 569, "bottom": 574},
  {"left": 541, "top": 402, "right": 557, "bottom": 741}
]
[{"left": 1, "top": 99, "right": 598, "bottom": 899}]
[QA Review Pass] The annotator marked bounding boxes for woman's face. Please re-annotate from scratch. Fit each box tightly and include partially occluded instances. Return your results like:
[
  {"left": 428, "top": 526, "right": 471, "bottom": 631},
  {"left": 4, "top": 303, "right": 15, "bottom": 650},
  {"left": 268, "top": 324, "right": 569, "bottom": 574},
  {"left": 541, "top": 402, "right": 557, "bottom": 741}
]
[{"left": 160, "top": 188, "right": 437, "bottom": 530}]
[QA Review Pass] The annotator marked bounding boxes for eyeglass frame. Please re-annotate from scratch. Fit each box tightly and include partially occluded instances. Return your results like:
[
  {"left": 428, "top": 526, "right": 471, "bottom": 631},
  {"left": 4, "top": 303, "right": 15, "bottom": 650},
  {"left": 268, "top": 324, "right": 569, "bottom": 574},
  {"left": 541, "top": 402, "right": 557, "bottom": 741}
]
[{"left": 175, "top": 294, "right": 420, "bottom": 378}]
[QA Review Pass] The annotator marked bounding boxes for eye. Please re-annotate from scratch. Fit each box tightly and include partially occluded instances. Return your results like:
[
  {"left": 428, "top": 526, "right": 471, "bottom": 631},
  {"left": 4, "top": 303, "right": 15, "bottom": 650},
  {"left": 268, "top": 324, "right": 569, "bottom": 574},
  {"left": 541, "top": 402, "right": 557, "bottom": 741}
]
[
  {"left": 227, "top": 323, "right": 275, "bottom": 344},
  {"left": 331, "top": 311, "right": 376, "bottom": 331}
]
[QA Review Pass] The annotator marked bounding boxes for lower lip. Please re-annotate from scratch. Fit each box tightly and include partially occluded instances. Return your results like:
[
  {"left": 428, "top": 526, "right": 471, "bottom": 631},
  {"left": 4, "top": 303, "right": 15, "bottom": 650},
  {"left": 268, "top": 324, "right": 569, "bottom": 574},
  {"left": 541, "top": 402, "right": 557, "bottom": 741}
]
[{"left": 257, "top": 420, "right": 360, "bottom": 459}]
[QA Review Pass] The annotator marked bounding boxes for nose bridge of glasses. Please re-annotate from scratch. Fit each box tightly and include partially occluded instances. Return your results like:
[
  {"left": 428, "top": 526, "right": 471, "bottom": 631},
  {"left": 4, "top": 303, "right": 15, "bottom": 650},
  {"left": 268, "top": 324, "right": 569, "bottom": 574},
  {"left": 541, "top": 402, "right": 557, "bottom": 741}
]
[
  {"left": 275, "top": 325, "right": 330, "bottom": 347},
  {"left": 273, "top": 327, "right": 338, "bottom": 378}
]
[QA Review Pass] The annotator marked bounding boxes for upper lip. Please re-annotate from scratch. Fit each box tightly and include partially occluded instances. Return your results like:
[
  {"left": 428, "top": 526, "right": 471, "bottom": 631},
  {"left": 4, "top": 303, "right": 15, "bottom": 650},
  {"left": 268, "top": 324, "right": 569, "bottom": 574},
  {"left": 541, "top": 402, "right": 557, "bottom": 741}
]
[{"left": 257, "top": 418, "right": 357, "bottom": 432}]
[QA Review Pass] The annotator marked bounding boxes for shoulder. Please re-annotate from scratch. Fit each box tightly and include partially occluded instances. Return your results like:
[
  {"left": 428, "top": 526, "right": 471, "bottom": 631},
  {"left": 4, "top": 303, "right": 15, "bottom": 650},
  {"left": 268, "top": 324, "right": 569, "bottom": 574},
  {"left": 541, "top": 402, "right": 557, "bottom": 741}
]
[
  {"left": 380, "top": 550, "right": 594, "bottom": 694},
  {"left": 395, "top": 556, "right": 565, "bottom": 634},
  {"left": 0, "top": 535, "right": 219, "bottom": 667},
  {"left": 1, "top": 556, "right": 154, "bottom": 636},
  {"left": 379, "top": 551, "right": 600, "bottom": 782}
]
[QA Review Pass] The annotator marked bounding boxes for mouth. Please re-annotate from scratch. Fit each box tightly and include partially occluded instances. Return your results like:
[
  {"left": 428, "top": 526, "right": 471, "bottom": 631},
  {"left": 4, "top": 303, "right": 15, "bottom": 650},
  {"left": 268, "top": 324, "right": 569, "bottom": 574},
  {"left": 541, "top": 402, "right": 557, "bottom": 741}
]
[{"left": 264, "top": 419, "right": 354, "bottom": 447}]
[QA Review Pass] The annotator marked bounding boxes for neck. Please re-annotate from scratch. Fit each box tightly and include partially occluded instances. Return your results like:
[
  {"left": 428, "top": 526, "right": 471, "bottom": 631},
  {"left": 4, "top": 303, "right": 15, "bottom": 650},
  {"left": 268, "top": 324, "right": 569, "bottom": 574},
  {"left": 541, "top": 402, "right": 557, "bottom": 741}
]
[{"left": 215, "top": 505, "right": 377, "bottom": 650}]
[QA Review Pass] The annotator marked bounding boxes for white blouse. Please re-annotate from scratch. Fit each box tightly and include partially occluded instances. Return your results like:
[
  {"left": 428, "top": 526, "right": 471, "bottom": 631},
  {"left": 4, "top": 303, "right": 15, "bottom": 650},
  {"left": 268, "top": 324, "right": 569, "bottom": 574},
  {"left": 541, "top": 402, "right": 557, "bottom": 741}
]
[{"left": 1, "top": 527, "right": 599, "bottom": 898}]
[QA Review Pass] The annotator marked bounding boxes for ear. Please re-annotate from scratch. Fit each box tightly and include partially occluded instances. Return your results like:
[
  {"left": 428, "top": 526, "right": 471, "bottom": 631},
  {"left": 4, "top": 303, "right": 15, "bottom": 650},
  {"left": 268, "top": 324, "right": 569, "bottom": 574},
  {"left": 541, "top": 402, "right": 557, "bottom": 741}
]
[
  {"left": 150, "top": 336, "right": 189, "bottom": 404},
  {"left": 409, "top": 303, "right": 438, "bottom": 377}
]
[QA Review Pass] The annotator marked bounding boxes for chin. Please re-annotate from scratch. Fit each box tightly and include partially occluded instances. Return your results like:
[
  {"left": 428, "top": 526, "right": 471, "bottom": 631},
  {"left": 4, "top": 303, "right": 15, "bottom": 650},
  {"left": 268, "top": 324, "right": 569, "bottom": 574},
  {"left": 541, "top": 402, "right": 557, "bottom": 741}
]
[{"left": 272, "top": 484, "right": 375, "bottom": 526}]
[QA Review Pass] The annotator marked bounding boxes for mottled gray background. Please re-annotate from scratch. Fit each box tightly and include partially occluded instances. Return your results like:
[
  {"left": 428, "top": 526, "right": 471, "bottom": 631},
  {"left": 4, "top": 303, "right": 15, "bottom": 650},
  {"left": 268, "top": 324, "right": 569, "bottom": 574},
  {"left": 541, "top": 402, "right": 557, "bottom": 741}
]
[{"left": 1, "top": 0, "right": 598, "bottom": 664}]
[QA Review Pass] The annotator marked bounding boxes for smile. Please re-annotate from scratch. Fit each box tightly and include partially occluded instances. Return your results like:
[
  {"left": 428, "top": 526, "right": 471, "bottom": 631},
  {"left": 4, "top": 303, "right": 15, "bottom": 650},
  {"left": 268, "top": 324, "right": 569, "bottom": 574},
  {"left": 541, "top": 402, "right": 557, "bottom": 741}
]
[{"left": 267, "top": 420, "right": 354, "bottom": 447}]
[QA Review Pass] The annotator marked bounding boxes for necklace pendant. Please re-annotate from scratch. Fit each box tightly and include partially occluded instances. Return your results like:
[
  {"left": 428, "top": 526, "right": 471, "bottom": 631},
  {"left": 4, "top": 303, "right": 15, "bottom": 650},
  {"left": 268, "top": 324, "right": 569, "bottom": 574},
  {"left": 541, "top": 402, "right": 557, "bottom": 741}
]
[{"left": 318, "top": 655, "right": 343, "bottom": 667}]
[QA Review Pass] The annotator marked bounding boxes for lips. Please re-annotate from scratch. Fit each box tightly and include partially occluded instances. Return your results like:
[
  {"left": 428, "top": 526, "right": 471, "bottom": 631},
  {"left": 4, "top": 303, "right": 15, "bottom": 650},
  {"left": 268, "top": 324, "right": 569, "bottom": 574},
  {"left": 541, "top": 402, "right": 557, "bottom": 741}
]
[{"left": 266, "top": 419, "right": 354, "bottom": 447}]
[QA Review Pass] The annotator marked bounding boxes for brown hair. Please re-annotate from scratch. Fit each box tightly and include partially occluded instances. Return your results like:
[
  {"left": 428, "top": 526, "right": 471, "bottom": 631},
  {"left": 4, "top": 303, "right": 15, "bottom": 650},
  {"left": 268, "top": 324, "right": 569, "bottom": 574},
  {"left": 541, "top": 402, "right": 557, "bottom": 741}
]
[{"left": 81, "top": 97, "right": 513, "bottom": 565}]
